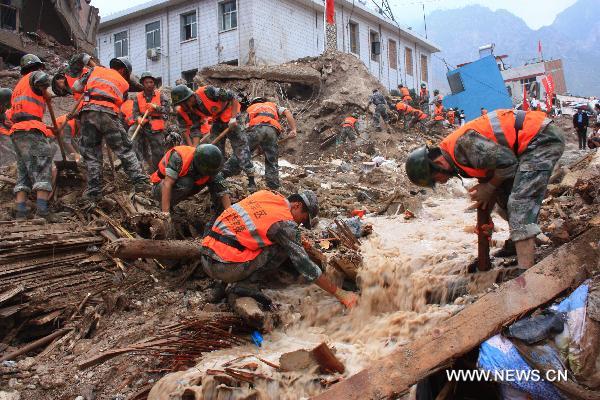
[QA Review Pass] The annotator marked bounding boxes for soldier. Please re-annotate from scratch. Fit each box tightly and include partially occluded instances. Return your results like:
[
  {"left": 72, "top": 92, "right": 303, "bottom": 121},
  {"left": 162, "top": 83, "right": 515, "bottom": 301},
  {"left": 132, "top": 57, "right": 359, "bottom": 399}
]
[
  {"left": 120, "top": 98, "right": 135, "bottom": 132},
  {"left": 337, "top": 113, "right": 359, "bottom": 145},
  {"left": 368, "top": 88, "right": 389, "bottom": 131},
  {"left": 132, "top": 72, "right": 169, "bottom": 171},
  {"left": 10, "top": 55, "right": 57, "bottom": 220},
  {"left": 54, "top": 114, "right": 80, "bottom": 160},
  {"left": 72, "top": 57, "right": 149, "bottom": 203},
  {"left": 398, "top": 84, "right": 412, "bottom": 104},
  {"left": 425, "top": 100, "right": 445, "bottom": 132},
  {"left": 408, "top": 108, "right": 429, "bottom": 129},
  {"left": 405, "top": 109, "right": 565, "bottom": 269},
  {"left": 222, "top": 97, "right": 297, "bottom": 191},
  {"left": 0, "top": 88, "right": 16, "bottom": 166},
  {"left": 418, "top": 83, "right": 429, "bottom": 112},
  {"left": 170, "top": 85, "right": 255, "bottom": 187},
  {"left": 150, "top": 144, "right": 230, "bottom": 216}
]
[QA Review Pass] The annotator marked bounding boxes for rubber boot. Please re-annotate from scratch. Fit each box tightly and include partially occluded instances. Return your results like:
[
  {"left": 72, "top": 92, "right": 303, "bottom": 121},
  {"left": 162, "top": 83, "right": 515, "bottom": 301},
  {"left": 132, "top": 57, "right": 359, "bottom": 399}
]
[{"left": 493, "top": 239, "right": 517, "bottom": 258}]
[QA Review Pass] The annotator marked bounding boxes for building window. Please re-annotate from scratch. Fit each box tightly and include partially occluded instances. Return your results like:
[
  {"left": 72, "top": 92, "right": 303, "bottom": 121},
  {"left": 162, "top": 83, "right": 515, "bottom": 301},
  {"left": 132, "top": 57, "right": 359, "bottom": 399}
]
[
  {"left": 420, "top": 54, "right": 428, "bottom": 82},
  {"left": 405, "top": 47, "right": 413, "bottom": 76},
  {"left": 388, "top": 39, "right": 397, "bottom": 70},
  {"left": 349, "top": 21, "right": 359, "bottom": 55},
  {"left": 181, "top": 11, "right": 197, "bottom": 41},
  {"left": 114, "top": 31, "right": 128, "bottom": 57},
  {"left": 448, "top": 72, "right": 465, "bottom": 95},
  {"left": 146, "top": 21, "right": 160, "bottom": 50},
  {"left": 370, "top": 31, "right": 380, "bottom": 62},
  {"left": 182, "top": 69, "right": 198, "bottom": 90},
  {"left": 219, "top": 1, "right": 237, "bottom": 32}
]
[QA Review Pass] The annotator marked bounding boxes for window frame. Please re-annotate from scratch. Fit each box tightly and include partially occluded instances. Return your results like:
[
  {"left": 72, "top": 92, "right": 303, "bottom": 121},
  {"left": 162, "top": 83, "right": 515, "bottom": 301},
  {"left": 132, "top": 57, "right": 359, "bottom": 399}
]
[
  {"left": 420, "top": 54, "right": 428, "bottom": 82},
  {"left": 388, "top": 39, "right": 397, "bottom": 70},
  {"left": 145, "top": 21, "right": 161, "bottom": 50},
  {"left": 349, "top": 20, "right": 360, "bottom": 55},
  {"left": 369, "top": 30, "right": 380, "bottom": 63},
  {"left": 114, "top": 30, "right": 128, "bottom": 58},
  {"left": 180, "top": 11, "right": 198, "bottom": 42},
  {"left": 405, "top": 47, "right": 413, "bottom": 76},
  {"left": 219, "top": 0, "right": 238, "bottom": 32}
]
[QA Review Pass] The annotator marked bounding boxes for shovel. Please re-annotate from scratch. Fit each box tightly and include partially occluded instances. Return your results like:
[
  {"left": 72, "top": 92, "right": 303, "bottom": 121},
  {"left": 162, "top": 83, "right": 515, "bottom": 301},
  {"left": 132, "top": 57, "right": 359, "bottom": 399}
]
[
  {"left": 130, "top": 109, "right": 150, "bottom": 142},
  {"left": 198, "top": 126, "right": 231, "bottom": 146},
  {"left": 45, "top": 98, "right": 79, "bottom": 172}
]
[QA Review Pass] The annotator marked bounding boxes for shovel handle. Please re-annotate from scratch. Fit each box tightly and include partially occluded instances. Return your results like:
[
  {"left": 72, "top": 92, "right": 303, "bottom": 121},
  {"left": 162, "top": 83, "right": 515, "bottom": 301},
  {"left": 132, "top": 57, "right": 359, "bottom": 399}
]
[
  {"left": 198, "top": 126, "right": 230, "bottom": 146},
  {"left": 130, "top": 109, "right": 150, "bottom": 141},
  {"left": 477, "top": 207, "right": 492, "bottom": 271},
  {"left": 45, "top": 98, "right": 68, "bottom": 162}
]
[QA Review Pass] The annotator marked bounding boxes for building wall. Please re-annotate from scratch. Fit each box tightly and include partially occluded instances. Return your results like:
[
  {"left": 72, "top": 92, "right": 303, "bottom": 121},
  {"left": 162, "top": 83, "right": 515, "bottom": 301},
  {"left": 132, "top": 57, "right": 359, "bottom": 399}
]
[
  {"left": 500, "top": 59, "right": 567, "bottom": 104},
  {"left": 544, "top": 59, "right": 567, "bottom": 95}
]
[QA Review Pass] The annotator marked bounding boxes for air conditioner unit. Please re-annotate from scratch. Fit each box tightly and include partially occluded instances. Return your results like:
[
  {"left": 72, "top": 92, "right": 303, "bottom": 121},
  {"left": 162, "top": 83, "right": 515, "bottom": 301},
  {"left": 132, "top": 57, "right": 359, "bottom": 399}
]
[{"left": 146, "top": 48, "right": 160, "bottom": 60}]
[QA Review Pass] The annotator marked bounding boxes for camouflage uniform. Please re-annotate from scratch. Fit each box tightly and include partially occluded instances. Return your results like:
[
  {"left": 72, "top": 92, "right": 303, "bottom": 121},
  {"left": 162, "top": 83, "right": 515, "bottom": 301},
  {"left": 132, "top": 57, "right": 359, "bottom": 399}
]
[
  {"left": 444, "top": 123, "right": 565, "bottom": 242},
  {"left": 212, "top": 119, "right": 254, "bottom": 177},
  {"left": 62, "top": 120, "right": 80, "bottom": 154},
  {"left": 176, "top": 101, "right": 203, "bottom": 142},
  {"left": 11, "top": 131, "right": 56, "bottom": 194},
  {"left": 79, "top": 110, "right": 148, "bottom": 198},
  {"left": 369, "top": 92, "right": 389, "bottom": 129},
  {"left": 200, "top": 220, "right": 322, "bottom": 284},
  {"left": 337, "top": 126, "right": 357, "bottom": 145},
  {"left": 151, "top": 150, "right": 229, "bottom": 210},
  {"left": 133, "top": 90, "right": 169, "bottom": 171}
]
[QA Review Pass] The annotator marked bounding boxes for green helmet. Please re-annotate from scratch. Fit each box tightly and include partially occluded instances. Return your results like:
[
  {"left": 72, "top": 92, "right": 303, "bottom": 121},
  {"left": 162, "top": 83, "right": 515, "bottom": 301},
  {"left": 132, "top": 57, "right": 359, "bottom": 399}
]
[
  {"left": 171, "top": 85, "right": 194, "bottom": 105},
  {"left": 421, "top": 83, "right": 427, "bottom": 88},
  {"left": 193, "top": 144, "right": 223, "bottom": 176},
  {"left": 109, "top": 57, "right": 132, "bottom": 75},
  {"left": 140, "top": 71, "right": 156, "bottom": 83},
  {"left": 20, "top": 54, "right": 45, "bottom": 75},
  {"left": 405, "top": 145, "right": 435, "bottom": 188},
  {"left": 0, "top": 88, "right": 12, "bottom": 108},
  {"left": 351, "top": 112, "right": 359, "bottom": 119},
  {"left": 433, "top": 89, "right": 440, "bottom": 95},
  {"left": 250, "top": 96, "right": 267, "bottom": 105}
]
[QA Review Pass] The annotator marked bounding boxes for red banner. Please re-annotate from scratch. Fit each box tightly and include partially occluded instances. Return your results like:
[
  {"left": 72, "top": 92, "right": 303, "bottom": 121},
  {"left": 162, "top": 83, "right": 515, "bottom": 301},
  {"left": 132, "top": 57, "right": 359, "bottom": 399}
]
[
  {"left": 326, "top": 0, "right": 335, "bottom": 24},
  {"left": 522, "top": 85, "right": 529, "bottom": 111},
  {"left": 542, "top": 74, "right": 554, "bottom": 112}
]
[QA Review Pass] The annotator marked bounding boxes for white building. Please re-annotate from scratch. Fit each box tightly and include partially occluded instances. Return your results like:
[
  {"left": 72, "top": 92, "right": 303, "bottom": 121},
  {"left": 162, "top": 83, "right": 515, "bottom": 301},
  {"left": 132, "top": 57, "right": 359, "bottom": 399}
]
[{"left": 97, "top": 0, "right": 440, "bottom": 90}]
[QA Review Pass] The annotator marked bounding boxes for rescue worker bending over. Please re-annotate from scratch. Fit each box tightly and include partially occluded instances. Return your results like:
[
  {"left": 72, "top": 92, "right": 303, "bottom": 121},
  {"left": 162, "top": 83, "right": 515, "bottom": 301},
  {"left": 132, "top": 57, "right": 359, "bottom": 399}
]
[
  {"left": 405, "top": 109, "right": 565, "bottom": 269},
  {"left": 338, "top": 113, "right": 359, "bottom": 145}
]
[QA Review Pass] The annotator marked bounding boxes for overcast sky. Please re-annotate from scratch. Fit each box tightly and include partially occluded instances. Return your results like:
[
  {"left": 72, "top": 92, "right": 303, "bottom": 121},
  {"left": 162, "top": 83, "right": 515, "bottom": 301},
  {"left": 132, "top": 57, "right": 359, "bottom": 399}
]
[{"left": 95, "top": 0, "right": 577, "bottom": 30}]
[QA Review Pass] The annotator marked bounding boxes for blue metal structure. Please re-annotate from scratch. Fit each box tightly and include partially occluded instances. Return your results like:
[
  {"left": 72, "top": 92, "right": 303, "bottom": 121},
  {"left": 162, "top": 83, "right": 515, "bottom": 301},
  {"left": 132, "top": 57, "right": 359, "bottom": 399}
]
[{"left": 443, "top": 55, "right": 513, "bottom": 122}]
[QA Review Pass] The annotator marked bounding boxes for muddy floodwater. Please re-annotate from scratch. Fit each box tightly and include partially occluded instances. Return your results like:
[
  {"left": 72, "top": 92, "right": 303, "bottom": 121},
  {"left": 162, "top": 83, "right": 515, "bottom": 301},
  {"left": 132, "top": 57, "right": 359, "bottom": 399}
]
[{"left": 154, "top": 181, "right": 510, "bottom": 399}]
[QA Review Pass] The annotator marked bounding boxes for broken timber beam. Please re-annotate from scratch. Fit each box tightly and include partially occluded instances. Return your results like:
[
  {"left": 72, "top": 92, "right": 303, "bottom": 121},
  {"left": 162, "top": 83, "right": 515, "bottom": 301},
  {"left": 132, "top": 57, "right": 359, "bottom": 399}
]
[
  {"left": 105, "top": 238, "right": 203, "bottom": 260},
  {"left": 313, "top": 227, "right": 600, "bottom": 400},
  {"left": 200, "top": 64, "right": 321, "bottom": 86}
]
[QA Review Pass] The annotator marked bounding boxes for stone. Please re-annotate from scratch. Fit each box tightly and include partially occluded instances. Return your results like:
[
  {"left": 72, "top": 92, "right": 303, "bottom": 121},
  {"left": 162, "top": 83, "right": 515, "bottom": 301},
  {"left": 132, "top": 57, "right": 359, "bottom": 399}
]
[
  {"left": 0, "top": 391, "right": 21, "bottom": 400},
  {"left": 16, "top": 357, "right": 35, "bottom": 371},
  {"left": 231, "top": 297, "right": 267, "bottom": 330},
  {"left": 279, "top": 349, "right": 316, "bottom": 372}
]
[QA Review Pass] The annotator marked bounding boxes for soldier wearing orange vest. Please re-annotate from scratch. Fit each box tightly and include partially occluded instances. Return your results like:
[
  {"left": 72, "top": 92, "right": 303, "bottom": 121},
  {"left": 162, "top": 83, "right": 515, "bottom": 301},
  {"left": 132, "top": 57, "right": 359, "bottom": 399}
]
[
  {"left": 222, "top": 97, "right": 297, "bottom": 191},
  {"left": 151, "top": 144, "right": 230, "bottom": 215},
  {"left": 73, "top": 57, "right": 149, "bottom": 203},
  {"left": 368, "top": 88, "right": 389, "bottom": 131},
  {"left": 398, "top": 84, "right": 412, "bottom": 104},
  {"left": 200, "top": 190, "right": 358, "bottom": 318},
  {"left": 132, "top": 72, "right": 169, "bottom": 171},
  {"left": 425, "top": 101, "right": 446, "bottom": 132},
  {"left": 120, "top": 99, "right": 135, "bottom": 131},
  {"left": 171, "top": 84, "right": 255, "bottom": 185},
  {"left": 407, "top": 108, "right": 429, "bottom": 129},
  {"left": 10, "top": 55, "right": 58, "bottom": 220},
  {"left": 405, "top": 109, "right": 565, "bottom": 269},
  {"left": 0, "top": 88, "right": 16, "bottom": 166},
  {"left": 337, "top": 113, "right": 359, "bottom": 145},
  {"left": 395, "top": 101, "right": 417, "bottom": 128},
  {"left": 418, "top": 83, "right": 429, "bottom": 111},
  {"left": 54, "top": 114, "right": 80, "bottom": 161},
  {"left": 446, "top": 108, "right": 456, "bottom": 126}
]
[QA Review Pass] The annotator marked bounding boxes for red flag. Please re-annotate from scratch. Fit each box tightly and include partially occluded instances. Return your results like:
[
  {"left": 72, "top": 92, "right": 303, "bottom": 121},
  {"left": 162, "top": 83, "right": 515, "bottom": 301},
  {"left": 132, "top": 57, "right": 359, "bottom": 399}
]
[
  {"left": 538, "top": 40, "right": 542, "bottom": 54},
  {"left": 522, "top": 85, "right": 529, "bottom": 111},
  {"left": 326, "top": 0, "right": 335, "bottom": 24}
]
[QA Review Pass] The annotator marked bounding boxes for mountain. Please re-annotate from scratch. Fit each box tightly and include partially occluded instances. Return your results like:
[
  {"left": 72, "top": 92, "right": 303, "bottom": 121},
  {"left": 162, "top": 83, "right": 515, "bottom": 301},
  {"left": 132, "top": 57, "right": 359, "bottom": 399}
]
[{"left": 424, "top": 0, "right": 600, "bottom": 97}]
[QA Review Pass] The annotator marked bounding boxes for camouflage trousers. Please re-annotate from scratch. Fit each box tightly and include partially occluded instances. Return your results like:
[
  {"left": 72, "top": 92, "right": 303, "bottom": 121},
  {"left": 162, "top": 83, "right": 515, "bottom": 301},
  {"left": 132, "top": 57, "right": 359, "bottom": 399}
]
[
  {"left": 336, "top": 126, "right": 357, "bottom": 145},
  {"left": 372, "top": 104, "right": 389, "bottom": 129},
  {"left": 0, "top": 134, "right": 16, "bottom": 167},
  {"left": 133, "top": 127, "right": 165, "bottom": 173},
  {"left": 494, "top": 123, "right": 565, "bottom": 242},
  {"left": 209, "top": 121, "right": 254, "bottom": 178},
  {"left": 152, "top": 176, "right": 203, "bottom": 208},
  {"left": 223, "top": 125, "right": 279, "bottom": 189},
  {"left": 11, "top": 131, "right": 56, "bottom": 193},
  {"left": 80, "top": 111, "right": 148, "bottom": 198},
  {"left": 201, "top": 245, "right": 288, "bottom": 283}
]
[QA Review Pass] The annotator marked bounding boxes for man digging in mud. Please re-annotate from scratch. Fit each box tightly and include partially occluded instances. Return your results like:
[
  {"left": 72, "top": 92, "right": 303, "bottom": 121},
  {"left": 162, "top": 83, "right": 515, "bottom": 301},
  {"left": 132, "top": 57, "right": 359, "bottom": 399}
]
[
  {"left": 405, "top": 109, "right": 565, "bottom": 270},
  {"left": 200, "top": 189, "right": 358, "bottom": 325}
]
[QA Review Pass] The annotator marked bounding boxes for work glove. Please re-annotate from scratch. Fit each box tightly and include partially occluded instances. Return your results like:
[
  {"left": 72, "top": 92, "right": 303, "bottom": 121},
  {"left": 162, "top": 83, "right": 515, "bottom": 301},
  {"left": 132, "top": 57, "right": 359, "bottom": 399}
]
[
  {"left": 334, "top": 288, "right": 359, "bottom": 309},
  {"left": 228, "top": 117, "right": 238, "bottom": 129},
  {"left": 468, "top": 182, "right": 497, "bottom": 210}
]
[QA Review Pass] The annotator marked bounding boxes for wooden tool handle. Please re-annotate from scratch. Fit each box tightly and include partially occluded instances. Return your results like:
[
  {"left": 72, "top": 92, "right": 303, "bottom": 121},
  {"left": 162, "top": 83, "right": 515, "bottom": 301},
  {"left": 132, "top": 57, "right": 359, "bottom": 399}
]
[
  {"left": 130, "top": 109, "right": 150, "bottom": 141},
  {"left": 44, "top": 98, "right": 68, "bottom": 162}
]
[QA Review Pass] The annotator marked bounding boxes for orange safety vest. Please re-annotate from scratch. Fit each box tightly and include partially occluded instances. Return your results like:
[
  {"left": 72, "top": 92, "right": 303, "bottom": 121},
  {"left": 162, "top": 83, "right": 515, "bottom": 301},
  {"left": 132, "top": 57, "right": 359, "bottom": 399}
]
[
  {"left": 201, "top": 118, "right": 212, "bottom": 135},
  {"left": 150, "top": 145, "right": 211, "bottom": 186},
  {"left": 10, "top": 73, "right": 52, "bottom": 137},
  {"left": 0, "top": 109, "right": 12, "bottom": 135},
  {"left": 341, "top": 116, "right": 357, "bottom": 128},
  {"left": 247, "top": 102, "right": 282, "bottom": 131},
  {"left": 176, "top": 105, "right": 206, "bottom": 137},
  {"left": 196, "top": 87, "right": 233, "bottom": 123},
  {"left": 202, "top": 190, "right": 294, "bottom": 263},
  {"left": 56, "top": 114, "right": 77, "bottom": 137},
  {"left": 434, "top": 104, "right": 445, "bottom": 121},
  {"left": 120, "top": 99, "right": 135, "bottom": 127},
  {"left": 83, "top": 66, "right": 128, "bottom": 113},
  {"left": 136, "top": 90, "right": 165, "bottom": 131},
  {"left": 417, "top": 111, "right": 428, "bottom": 121},
  {"left": 439, "top": 109, "right": 548, "bottom": 178},
  {"left": 66, "top": 67, "right": 88, "bottom": 102},
  {"left": 396, "top": 102, "right": 408, "bottom": 113},
  {"left": 420, "top": 88, "right": 429, "bottom": 99},
  {"left": 447, "top": 110, "right": 455, "bottom": 125}
]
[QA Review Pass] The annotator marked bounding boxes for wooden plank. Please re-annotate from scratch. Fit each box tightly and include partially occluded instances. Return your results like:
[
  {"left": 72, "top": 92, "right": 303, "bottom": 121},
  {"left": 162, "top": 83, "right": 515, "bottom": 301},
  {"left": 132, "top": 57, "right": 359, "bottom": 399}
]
[
  {"left": 313, "top": 227, "right": 600, "bottom": 400},
  {"left": 0, "top": 285, "right": 24, "bottom": 305}
]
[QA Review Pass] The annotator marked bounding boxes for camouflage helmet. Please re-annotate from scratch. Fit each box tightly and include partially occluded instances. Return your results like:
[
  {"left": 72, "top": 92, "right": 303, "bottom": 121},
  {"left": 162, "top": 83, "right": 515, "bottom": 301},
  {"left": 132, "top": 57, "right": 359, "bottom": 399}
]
[
  {"left": 20, "top": 54, "right": 45, "bottom": 75},
  {"left": 171, "top": 85, "right": 194, "bottom": 105},
  {"left": 0, "top": 88, "right": 12, "bottom": 108},
  {"left": 433, "top": 89, "right": 440, "bottom": 95},
  {"left": 421, "top": 83, "right": 427, "bottom": 88},
  {"left": 109, "top": 57, "right": 132, "bottom": 75},
  {"left": 250, "top": 96, "right": 267, "bottom": 105},
  {"left": 193, "top": 144, "right": 223, "bottom": 176},
  {"left": 68, "top": 53, "right": 91, "bottom": 69},
  {"left": 164, "top": 131, "right": 182, "bottom": 148},
  {"left": 289, "top": 190, "right": 319, "bottom": 229},
  {"left": 405, "top": 145, "right": 435, "bottom": 188},
  {"left": 139, "top": 71, "right": 157, "bottom": 83},
  {"left": 29, "top": 71, "right": 50, "bottom": 89}
]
